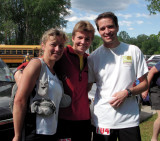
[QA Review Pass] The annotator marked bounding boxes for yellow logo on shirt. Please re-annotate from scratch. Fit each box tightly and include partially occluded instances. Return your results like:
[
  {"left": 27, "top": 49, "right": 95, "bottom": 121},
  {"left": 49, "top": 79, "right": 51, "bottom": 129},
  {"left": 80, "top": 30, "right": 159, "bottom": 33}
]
[{"left": 123, "top": 56, "right": 132, "bottom": 63}]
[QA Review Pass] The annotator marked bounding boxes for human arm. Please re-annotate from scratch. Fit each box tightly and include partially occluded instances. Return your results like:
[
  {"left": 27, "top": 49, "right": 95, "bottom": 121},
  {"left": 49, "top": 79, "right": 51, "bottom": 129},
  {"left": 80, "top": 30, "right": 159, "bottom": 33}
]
[
  {"left": 141, "top": 66, "right": 159, "bottom": 99},
  {"left": 12, "top": 59, "right": 40, "bottom": 141},
  {"left": 14, "top": 62, "right": 29, "bottom": 86},
  {"left": 14, "top": 70, "right": 23, "bottom": 86},
  {"left": 110, "top": 73, "right": 148, "bottom": 108}
]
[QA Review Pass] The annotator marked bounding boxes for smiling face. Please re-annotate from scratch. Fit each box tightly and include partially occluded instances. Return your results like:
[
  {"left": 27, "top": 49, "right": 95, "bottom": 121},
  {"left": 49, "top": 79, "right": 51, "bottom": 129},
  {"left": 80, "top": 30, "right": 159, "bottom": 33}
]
[
  {"left": 97, "top": 18, "right": 120, "bottom": 48},
  {"left": 72, "top": 31, "right": 93, "bottom": 55},
  {"left": 42, "top": 36, "right": 65, "bottom": 62}
]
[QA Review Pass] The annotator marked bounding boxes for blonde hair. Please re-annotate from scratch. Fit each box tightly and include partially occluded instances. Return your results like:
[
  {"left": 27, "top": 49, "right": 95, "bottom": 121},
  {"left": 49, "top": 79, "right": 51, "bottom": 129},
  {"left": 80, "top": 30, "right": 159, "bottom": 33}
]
[
  {"left": 72, "top": 20, "right": 95, "bottom": 40},
  {"left": 39, "top": 28, "right": 68, "bottom": 56},
  {"left": 41, "top": 28, "right": 68, "bottom": 44}
]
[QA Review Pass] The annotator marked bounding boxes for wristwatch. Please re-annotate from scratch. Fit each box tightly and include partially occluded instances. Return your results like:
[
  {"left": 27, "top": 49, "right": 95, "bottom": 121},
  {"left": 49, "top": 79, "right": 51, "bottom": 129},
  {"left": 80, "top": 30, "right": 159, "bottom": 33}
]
[{"left": 126, "top": 89, "right": 132, "bottom": 97}]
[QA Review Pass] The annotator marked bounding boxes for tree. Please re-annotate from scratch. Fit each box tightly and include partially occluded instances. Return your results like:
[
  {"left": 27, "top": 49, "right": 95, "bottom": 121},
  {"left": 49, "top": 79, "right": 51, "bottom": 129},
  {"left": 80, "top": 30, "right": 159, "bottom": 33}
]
[
  {"left": 118, "top": 31, "right": 130, "bottom": 43},
  {"left": 0, "top": 0, "right": 71, "bottom": 44},
  {"left": 145, "top": 0, "right": 160, "bottom": 14},
  {"left": 136, "top": 34, "right": 149, "bottom": 49},
  {"left": 141, "top": 34, "right": 160, "bottom": 54},
  {"left": 128, "top": 37, "right": 137, "bottom": 46},
  {"left": 158, "top": 31, "right": 160, "bottom": 42},
  {"left": 66, "top": 33, "right": 73, "bottom": 46},
  {"left": 1, "top": 20, "right": 18, "bottom": 44},
  {"left": 90, "top": 35, "right": 103, "bottom": 53}
]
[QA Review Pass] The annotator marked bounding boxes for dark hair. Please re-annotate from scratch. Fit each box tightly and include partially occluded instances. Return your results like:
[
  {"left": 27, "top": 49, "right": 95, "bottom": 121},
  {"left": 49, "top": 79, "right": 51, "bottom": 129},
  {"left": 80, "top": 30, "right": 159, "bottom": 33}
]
[{"left": 95, "top": 12, "right": 118, "bottom": 31}]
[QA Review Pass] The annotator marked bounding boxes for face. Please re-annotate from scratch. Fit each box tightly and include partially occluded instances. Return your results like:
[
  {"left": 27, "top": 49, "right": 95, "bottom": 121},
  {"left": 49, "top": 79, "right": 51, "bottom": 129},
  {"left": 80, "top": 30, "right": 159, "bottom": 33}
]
[
  {"left": 72, "top": 31, "right": 93, "bottom": 55},
  {"left": 98, "top": 18, "right": 119, "bottom": 47},
  {"left": 42, "top": 36, "right": 65, "bottom": 62}
]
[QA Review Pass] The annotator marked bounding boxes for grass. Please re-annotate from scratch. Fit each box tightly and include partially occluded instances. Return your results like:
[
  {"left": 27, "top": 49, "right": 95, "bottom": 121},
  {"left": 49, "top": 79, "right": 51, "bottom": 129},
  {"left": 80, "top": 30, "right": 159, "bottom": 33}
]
[{"left": 140, "top": 113, "right": 160, "bottom": 141}]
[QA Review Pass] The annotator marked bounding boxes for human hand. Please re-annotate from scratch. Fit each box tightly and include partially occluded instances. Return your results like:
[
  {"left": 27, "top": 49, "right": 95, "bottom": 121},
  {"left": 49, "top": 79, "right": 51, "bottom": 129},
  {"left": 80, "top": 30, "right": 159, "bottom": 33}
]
[
  {"left": 141, "top": 91, "right": 148, "bottom": 99},
  {"left": 109, "top": 90, "right": 128, "bottom": 108}
]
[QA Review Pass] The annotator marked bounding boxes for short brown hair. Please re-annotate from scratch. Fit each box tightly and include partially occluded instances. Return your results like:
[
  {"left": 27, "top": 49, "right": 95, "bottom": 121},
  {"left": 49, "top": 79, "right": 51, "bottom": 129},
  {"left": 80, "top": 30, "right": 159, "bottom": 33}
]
[
  {"left": 72, "top": 20, "right": 95, "bottom": 40},
  {"left": 95, "top": 12, "right": 118, "bottom": 31}
]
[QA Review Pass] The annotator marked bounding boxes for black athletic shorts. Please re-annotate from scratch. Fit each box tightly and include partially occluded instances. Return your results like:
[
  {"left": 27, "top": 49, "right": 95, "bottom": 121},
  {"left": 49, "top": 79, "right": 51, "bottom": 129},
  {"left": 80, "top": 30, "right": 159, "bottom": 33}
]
[
  {"left": 150, "top": 86, "right": 160, "bottom": 110},
  {"left": 92, "top": 126, "right": 141, "bottom": 141},
  {"left": 57, "top": 119, "right": 91, "bottom": 141}
]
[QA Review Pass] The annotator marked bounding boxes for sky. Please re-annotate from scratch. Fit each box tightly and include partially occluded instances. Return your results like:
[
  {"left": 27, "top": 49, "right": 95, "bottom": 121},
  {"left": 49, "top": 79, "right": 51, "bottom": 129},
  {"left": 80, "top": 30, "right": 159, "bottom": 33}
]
[{"left": 63, "top": 0, "right": 160, "bottom": 38}]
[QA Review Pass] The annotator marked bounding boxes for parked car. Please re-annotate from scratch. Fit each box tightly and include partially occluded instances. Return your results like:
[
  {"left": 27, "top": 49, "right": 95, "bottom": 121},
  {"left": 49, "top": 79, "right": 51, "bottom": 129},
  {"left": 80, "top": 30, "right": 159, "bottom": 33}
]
[
  {"left": 0, "top": 58, "right": 15, "bottom": 141},
  {"left": 146, "top": 59, "right": 160, "bottom": 70},
  {"left": 147, "top": 55, "right": 160, "bottom": 61}
]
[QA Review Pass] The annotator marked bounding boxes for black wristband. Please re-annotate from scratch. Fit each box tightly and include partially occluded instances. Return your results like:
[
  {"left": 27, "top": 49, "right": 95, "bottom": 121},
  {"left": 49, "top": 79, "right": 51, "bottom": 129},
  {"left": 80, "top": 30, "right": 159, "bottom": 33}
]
[{"left": 126, "top": 89, "right": 132, "bottom": 97}]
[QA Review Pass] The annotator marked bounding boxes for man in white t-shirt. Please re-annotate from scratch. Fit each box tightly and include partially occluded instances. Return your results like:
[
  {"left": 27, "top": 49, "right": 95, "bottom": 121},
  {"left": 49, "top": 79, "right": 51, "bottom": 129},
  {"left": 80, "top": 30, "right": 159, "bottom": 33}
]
[{"left": 88, "top": 12, "right": 148, "bottom": 141}]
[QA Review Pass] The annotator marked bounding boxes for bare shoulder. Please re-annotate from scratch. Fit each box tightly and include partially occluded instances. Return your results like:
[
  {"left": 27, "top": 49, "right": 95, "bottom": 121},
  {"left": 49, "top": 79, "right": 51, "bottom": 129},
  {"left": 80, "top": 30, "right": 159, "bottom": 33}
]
[
  {"left": 26, "top": 59, "right": 41, "bottom": 70},
  {"left": 23, "top": 58, "right": 41, "bottom": 78}
]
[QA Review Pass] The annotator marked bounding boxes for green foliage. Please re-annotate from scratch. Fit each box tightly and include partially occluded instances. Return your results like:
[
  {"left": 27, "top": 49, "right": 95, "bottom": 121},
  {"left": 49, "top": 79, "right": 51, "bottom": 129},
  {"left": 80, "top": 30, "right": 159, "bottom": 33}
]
[
  {"left": 0, "top": 0, "right": 71, "bottom": 44},
  {"left": 145, "top": 0, "right": 160, "bottom": 14},
  {"left": 118, "top": 31, "right": 160, "bottom": 55},
  {"left": 142, "top": 34, "right": 160, "bottom": 54},
  {"left": 90, "top": 35, "right": 103, "bottom": 53},
  {"left": 118, "top": 31, "right": 130, "bottom": 43},
  {"left": 66, "top": 33, "right": 73, "bottom": 46},
  {"left": 140, "top": 113, "right": 160, "bottom": 141}
]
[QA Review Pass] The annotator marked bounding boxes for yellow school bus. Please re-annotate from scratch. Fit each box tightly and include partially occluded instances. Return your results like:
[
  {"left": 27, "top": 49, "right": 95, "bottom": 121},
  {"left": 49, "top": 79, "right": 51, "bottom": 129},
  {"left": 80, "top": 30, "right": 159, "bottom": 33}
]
[{"left": 0, "top": 45, "right": 41, "bottom": 67}]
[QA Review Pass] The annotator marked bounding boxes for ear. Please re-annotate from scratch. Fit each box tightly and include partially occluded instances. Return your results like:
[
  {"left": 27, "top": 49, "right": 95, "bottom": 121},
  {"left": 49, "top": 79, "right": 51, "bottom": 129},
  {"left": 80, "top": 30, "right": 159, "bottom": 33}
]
[
  {"left": 72, "top": 36, "right": 75, "bottom": 43},
  {"left": 41, "top": 42, "right": 45, "bottom": 51}
]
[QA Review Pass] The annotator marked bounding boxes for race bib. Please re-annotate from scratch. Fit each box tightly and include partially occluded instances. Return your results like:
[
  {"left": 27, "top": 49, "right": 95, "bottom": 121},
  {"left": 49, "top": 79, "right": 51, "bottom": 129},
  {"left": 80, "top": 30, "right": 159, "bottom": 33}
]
[{"left": 96, "top": 127, "right": 110, "bottom": 135}]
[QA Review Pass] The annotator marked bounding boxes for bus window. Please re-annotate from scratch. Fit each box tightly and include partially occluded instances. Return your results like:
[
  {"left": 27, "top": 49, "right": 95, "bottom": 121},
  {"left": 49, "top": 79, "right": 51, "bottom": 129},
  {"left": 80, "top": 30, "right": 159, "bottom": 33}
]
[
  {"left": 28, "top": 50, "right": 33, "bottom": 55},
  {"left": 11, "top": 50, "right": 16, "bottom": 55},
  {"left": 17, "top": 50, "right": 22, "bottom": 55},
  {"left": 6, "top": 50, "right": 10, "bottom": 54},
  {"left": 23, "top": 50, "right": 27, "bottom": 55},
  {"left": 0, "top": 50, "right": 5, "bottom": 55}
]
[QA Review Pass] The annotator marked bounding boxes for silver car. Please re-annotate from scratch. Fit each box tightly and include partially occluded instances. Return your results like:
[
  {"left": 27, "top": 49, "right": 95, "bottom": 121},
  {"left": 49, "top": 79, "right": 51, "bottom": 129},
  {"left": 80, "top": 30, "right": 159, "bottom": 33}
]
[{"left": 0, "top": 58, "right": 15, "bottom": 141}]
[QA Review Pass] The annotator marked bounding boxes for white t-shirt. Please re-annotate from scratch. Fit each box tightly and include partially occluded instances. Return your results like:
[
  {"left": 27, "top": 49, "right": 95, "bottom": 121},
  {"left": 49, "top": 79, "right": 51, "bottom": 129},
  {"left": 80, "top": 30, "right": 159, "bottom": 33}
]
[
  {"left": 88, "top": 42, "right": 148, "bottom": 129},
  {"left": 36, "top": 66, "right": 63, "bottom": 135}
]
